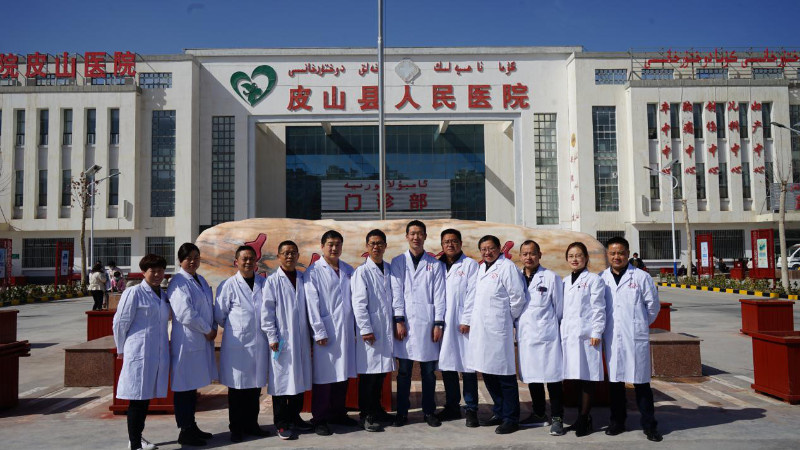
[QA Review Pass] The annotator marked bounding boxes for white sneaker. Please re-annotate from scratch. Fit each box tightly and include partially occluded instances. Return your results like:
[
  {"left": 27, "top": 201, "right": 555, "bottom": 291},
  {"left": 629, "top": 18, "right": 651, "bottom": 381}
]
[{"left": 126, "top": 437, "right": 157, "bottom": 450}]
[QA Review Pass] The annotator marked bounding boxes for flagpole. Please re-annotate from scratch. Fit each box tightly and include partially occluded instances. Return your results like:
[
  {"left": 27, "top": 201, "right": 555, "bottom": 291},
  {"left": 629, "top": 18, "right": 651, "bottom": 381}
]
[{"left": 378, "top": 0, "right": 387, "bottom": 220}]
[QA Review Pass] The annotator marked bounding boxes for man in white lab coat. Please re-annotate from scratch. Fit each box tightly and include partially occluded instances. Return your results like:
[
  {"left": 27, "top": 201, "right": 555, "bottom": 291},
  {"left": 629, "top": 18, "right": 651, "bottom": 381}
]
[
  {"left": 351, "top": 229, "right": 396, "bottom": 432},
  {"left": 435, "top": 228, "right": 479, "bottom": 428},
  {"left": 391, "top": 220, "right": 446, "bottom": 428},
  {"left": 262, "top": 240, "right": 313, "bottom": 441},
  {"left": 600, "top": 236, "right": 663, "bottom": 442},
  {"left": 214, "top": 245, "right": 270, "bottom": 443},
  {"left": 113, "top": 254, "right": 170, "bottom": 450},
  {"left": 167, "top": 243, "right": 217, "bottom": 446},
  {"left": 516, "top": 240, "right": 566, "bottom": 436},
  {"left": 304, "top": 230, "right": 359, "bottom": 436},
  {"left": 466, "top": 235, "right": 527, "bottom": 435}
]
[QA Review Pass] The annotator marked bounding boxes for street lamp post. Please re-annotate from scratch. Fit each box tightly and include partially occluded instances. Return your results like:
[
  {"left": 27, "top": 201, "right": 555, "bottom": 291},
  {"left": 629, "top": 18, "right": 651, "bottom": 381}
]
[
  {"left": 83, "top": 165, "right": 121, "bottom": 270},
  {"left": 646, "top": 159, "right": 680, "bottom": 278}
]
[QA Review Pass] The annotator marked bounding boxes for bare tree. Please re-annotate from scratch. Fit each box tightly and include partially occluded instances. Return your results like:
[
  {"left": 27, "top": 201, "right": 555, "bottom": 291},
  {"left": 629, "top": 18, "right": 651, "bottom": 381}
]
[
  {"left": 769, "top": 122, "right": 795, "bottom": 290},
  {"left": 70, "top": 172, "right": 96, "bottom": 283}
]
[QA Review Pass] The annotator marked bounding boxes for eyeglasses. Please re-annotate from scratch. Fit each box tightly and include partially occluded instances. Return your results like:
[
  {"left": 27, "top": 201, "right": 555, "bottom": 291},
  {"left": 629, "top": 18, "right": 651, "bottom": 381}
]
[
  {"left": 442, "top": 240, "right": 461, "bottom": 245},
  {"left": 278, "top": 251, "right": 298, "bottom": 257},
  {"left": 367, "top": 241, "right": 386, "bottom": 248}
]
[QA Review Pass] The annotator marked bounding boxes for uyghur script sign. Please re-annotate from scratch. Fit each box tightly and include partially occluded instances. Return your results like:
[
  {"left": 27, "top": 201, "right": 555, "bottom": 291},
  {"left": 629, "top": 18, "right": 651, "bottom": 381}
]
[
  {"left": 642, "top": 48, "right": 800, "bottom": 69},
  {"left": 321, "top": 179, "right": 451, "bottom": 212}
]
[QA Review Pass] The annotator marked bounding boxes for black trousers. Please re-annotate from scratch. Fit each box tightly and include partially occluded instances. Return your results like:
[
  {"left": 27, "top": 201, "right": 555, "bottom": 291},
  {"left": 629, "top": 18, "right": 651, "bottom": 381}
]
[
  {"left": 91, "top": 290, "right": 104, "bottom": 310},
  {"left": 173, "top": 389, "right": 197, "bottom": 430},
  {"left": 609, "top": 382, "right": 657, "bottom": 431},
  {"left": 273, "top": 393, "right": 305, "bottom": 430},
  {"left": 529, "top": 381, "right": 564, "bottom": 419},
  {"left": 127, "top": 399, "right": 150, "bottom": 450},
  {"left": 483, "top": 373, "right": 520, "bottom": 424},
  {"left": 227, "top": 387, "right": 261, "bottom": 433},
  {"left": 311, "top": 380, "right": 349, "bottom": 424},
  {"left": 358, "top": 373, "right": 386, "bottom": 418}
]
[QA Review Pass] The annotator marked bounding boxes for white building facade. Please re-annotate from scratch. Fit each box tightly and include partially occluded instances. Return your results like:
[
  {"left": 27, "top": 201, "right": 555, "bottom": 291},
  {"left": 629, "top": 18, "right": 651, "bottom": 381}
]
[{"left": 1, "top": 46, "right": 799, "bottom": 278}]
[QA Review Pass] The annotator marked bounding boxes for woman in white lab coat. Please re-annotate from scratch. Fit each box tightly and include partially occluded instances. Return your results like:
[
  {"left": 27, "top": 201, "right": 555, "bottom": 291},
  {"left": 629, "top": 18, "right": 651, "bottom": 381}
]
[
  {"left": 214, "top": 245, "right": 269, "bottom": 443},
  {"left": 166, "top": 243, "right": 217, "bottom": 446},
  {"left": 560, "top": 241, "right": 606, "bottom": 437},
  {"left": 112, "top": 254, "right": 170, "bottom": 450},
  {"left": 261, "top": 240, "right": 313, "bottom": 440}
]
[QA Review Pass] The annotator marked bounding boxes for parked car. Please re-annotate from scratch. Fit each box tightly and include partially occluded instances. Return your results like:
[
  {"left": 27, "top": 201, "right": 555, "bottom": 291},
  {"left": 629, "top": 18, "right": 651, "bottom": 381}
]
[{"left": 776, "top": 243, "right": 800, "bottom": 270}]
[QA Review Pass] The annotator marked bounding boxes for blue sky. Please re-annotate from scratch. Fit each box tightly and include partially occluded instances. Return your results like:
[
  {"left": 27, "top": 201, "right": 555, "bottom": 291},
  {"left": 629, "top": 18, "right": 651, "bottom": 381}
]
[{"left": 2, "top": 0, "right": 798, "bottom": 54}]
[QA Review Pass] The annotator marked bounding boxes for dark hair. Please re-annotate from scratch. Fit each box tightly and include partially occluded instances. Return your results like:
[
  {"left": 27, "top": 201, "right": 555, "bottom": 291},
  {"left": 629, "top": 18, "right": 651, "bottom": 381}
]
[
  {"left": 605, "top": 236, "right": 630, "bottom": 250},
  {"left": 277, "top": 240, "right": 298, "bottom": 254},
  {"left": 440, "top": 228, "right": 462, "bottom": 242},
  {"left": 107, "top": 260, "right": 116, "bottom": 267},
  {"left": 405, "top": 220, "right": 426, "bottom": 235},
  {"left": 565, "top": 242, "right": 589, "bottom": 262},
  {"left": 91, "top": 263, "right": 103, "bottom": 273},
  {"left": 520, "top": 239, "right": 541, "bottom": 254},
  {"left": 139, "top": 254, "right": 167, "bottom": 271},
  {"left": 478, "top": 235, "right": 501, "bottom": 249},
  {"left": 366, "top": 229, "right": 387, "bottom": 244},
  {"left": 113, "top": 271, "right": 121, "bottom": 277},
  {"left": 177, "top": 242, "right": 200, "bottom": 263},
  {"left": 320, "top": 230, "right": 344, "bottom": 245},
  {"left": 234, "top": 245, "right": 257, "bottom": 260}
]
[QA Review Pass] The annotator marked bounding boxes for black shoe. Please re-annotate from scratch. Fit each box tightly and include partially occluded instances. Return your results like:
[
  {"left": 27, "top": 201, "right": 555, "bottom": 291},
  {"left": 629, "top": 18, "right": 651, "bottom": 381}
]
[
  {"left": 244, "top": 425, "right": 271, "bottom": 437},
  {"left": 520, "top": 412, "right": 550, "bottom": 426},
  {"left": 465, "top": 410, "right": 479, "bottom": 428},
  {"left": 190, "top": 424, "right": 213, "bottom": 440},
  {"left": 329, "top": 414, "right": 360, "bottom": 427},
  {"left": 392, "top": 415, "right": 408, "bottom": 427},
  {"left": 435, "top": 406, "right": 462, "bottom": 421},
  {"left": 230, "top": 431, "right": 243, "bottom": 443},
  {"left": 293, "top": 418, "right": 314, "bottom": 432},
  {"left": 479, "top": 415, "right": 503, "bottom": 427},
  {"left": 314, "top": 422, "right": 332, "bottom": 436},
  {"left": 363, "top": 415, "right": 383, "bottom": 432},
  {"left": 375, "top": 410, "right": 396, "bottom": 424},
  {"left": 178, "top": 429, "right": 206, "bottom": 446},
  {"left": 605, "top": 422, "right": 626, "bottom": 436},
  {"left": 424, "top": 414, "right": 442, "bottom": 427},
  {"left": 574, "top": 415, "right": 593, "bottom": 437},
  {"left": 644, "top": 428, "right": 663, "bottom": 442},
  {"left": 495, "top": 421, "right": 519, "bottom": 434}
]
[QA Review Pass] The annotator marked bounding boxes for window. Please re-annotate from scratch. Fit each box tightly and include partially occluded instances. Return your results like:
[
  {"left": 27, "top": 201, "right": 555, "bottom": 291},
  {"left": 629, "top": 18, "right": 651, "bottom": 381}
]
[
  {"left": 38, "top": 170, "right": 47, "bottom": 206},
  {"left": 649, "top": 169, "right": 660, "bottom": 200},
  {"left": 765, "top": 159, "right": 773, "bottom": 208},
  {"left": 641, "top": 69, "right": 673, "bottom": 80},
  {"left": 534, "top": 113, "right": 559, "bottom": 225},
  {"left": 151, "top": 110, "right": 176, "bottom": 217},
  {"left": 694, "top": 229, "right": 745, "bottom": 259},
  {"left": 753, "top": 68, "right": 783, "bottom": 79},
  {"left": 696, "top": 163, "right": 706, "bottom": 200},
  {"left": 16, "top": 109, "right": 25, "bottom": 146},
  {"left": 38, "top": 109, "right": 48, "bottom": 145},
  {"left": 0, "top": 78, "right": 16, "bottom": 86},
  {"left": 108, "top": 169, "right": 119, "bottom": 205},
  {"left": 597, "top": 230, "right": 625, "bottom": 244},
  {"left": 14, "top": 170, "right": 23, "bottom": 207},
  {"left": 86, "top": 109, "right": 96, "bottom": 145},
  {"left": 669, "top": 103, "right": 680, "bottom": 139},
  {"left": 139, "top": 72, "right": 172, "bottom": 89},
  {"left": 692, "top": 103, "right": 703, "bottom": 139},
  {"left": 61, "top": 169, "right": 72, "bottom": 207},
  {"left": 719, "top": 163, "right": 728, "bottom": 199},
  {"left": 36, "top": 74, "right": 57, "bottom": 86},
  {"left": 742, "top": 162, "right": 751, "bottom": 199},
  {"left": 715, "top": 103, "right": 726, "bottom": 139},
  {"left": 739, "top": 102, "right": 749, "bottom": 138},
  {"left": 91, "top": 74, "right": 126, "bottom": 85},
  {"left": 791, "top": 105, "right": 800, "bottom": 183},
  {"left": 62, "top": 109, "right": 73, "bottom": 145},
  {"left": 110, "top": 109, "right": 119, "bottom": 144},
  {"left": 146, "top": 237, "right": 175, "bottom": 266},
  {"left": 22, "top": 238, "right": 73, "bottom": 268},
  {"left": 646, "top": 104, "right": 657, "bottom": 139},
  {"left": 762, "top": 102, "right": 772, "bottom": 139},
  {"left": 595, "top": 69, "right": 627, "bottom": 85},
  {"left": 697, "top": 68, "right": 727, "bottom": 79},
  {"left": 212, "top": 116, "right": 235, "bottom": 225},
  {"left": 592, "top": 106, "right": 619, "bottom": 211},
  {"left": 93, "top": 237, "right": 131, "bottom": 266},
  {"left": 639, "top": 230, "right": 681, "bottom": 260}
]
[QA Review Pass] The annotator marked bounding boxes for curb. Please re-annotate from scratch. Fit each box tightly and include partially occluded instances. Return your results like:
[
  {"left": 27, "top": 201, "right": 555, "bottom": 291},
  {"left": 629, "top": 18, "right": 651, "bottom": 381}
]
[
  {"left": 1, "top": 291, "right": 88, "bottom": 308},
  {"left": 658, "top": 282, "right": 798, "bottom": 300}
]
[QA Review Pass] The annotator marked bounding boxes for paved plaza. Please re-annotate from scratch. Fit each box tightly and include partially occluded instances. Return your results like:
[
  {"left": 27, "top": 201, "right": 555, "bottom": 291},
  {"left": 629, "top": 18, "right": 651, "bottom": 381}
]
[{"left": 1, "top": 287, "right": 798, "bottom": 449}]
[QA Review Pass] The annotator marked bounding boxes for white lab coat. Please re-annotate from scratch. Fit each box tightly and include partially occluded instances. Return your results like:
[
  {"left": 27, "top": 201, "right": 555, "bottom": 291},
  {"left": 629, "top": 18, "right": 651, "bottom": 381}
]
[
  {"left": 112, "top": 282, "right": 171, "bottom": 400},
  {"left": 351, "top": 258, "right": 396, "bottom": 374},
  {"left": 167, "top": 268, "right": 218, "bottom": 392},
  {"left": 465, "top": 255, "right": 527, "bottom": 376},
  {"left": 262, "top": 268, "right": 313, "bottom": 396},
  {"left": 390, "top": 250, "right": 446, "bottom": 362},
  {"left": 561, "top": 270, "right": 606, "bottom": 381},
  {"left": 601, "top": 265, "right": 660, "bottom": 384},
  {"left": 214, "top": 272, "right": 268, "bottom": 389},
  {"left": 517, "top": 265, "right": 564, "bottom": 383},
  {"left": 438, "top": 253, "right": 478, "bottom": 373},
  {"left": 304, "top": 258, "right": 357, "bottom": 384}
]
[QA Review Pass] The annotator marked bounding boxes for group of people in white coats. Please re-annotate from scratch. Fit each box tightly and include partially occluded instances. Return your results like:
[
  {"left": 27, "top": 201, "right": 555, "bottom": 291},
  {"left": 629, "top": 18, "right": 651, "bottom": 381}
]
[{"left": 111, "top": 222, "right": 663, "bottom": 450}]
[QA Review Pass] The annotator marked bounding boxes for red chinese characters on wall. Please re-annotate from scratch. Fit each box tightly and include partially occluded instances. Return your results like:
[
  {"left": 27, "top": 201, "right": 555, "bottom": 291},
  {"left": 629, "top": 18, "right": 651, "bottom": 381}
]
[
  {"left": 661, "top": 123, "right": 671, "bottom": 137},
  {"left": 682, "top": 101, "right": 692, "bottom": 112},
  {"left": 660, "top": 102, "right": 669, "bottom": 114},
  {"left": 752, "top": 120, "right": 763, "bottom": 133},
  {"left": 729, "top": 121, "right": 740, "bottom": 133},
  {"left": 323, "top": 86, "right": 346, "bottom": 110},
  {"left": 661, "top": 144, "right": 671, "bottom": 158},
  {"left": 287, "top": 85, "right": 312, "bottom": 111},
  {"left": 751, "top": 101, "right": 762, "bottom": 111},
  {"left": 706, "top": 121, "right": 717, "bottom": 133},
  {"left": 25, "top": 52, "right": 48, "bottom": 78},
  {"left": 55, "top": 52, "right": 76, "bottom": 78},
  {"left": 730, "top": 143, "right": 740, "bottom": 157},
  {"left": 432, "top": 85, "right": 456, "bottom": 109},
  {"left": 685, "top": 145, "right": 695, "bottom": 158},
  {"left": 708, "top": 143, "right": 718, "bottom": 157},
  {"left": 113, "top": 51, "right": 136, "bottom": 77},
  {"left": 468, "top": 85, "right": 492, "bottom": 109},
  {"left": 730, "top": 166, "right": 742, "bottom": 174},
  {"left": 83, "top": 52, "right": 106, "bottom": 78},
  {"left": 0, "top": 54, "right": 19, "bottom": 78},
  {"left": 705, "top": 101, "right": 716, "bottom": 112},
  {"left": 708, "top": 166, "right": 720, "bottom": 175},
  {"left": 0, "top": 51, "right": 136, "bottom": 80},
  {"left": 727, "top": 101, "right": 739, "bottom": 111},
  {"left": 753, "top": 143, "right": 764, "bottom": 157},
  {"left": 502, "top": 83, "right": 529, "bottom": 109},
  {"left": 682, "top": 121, "right": 695, "bottom": 135},
  {"left": 395, "top": 85, "right": 421, "bottom": 110},
  {"left": 359, "top": 86, "right": 379, "bottom": 111},
  {"left": 684, "top": 166, "right": 696, "bottom": 174}
]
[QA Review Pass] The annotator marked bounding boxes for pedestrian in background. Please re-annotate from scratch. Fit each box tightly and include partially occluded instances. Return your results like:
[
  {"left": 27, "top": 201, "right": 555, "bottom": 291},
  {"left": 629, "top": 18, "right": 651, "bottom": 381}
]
[{"left": 89, "top": 262, "right": 107, "bottom": 311}]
